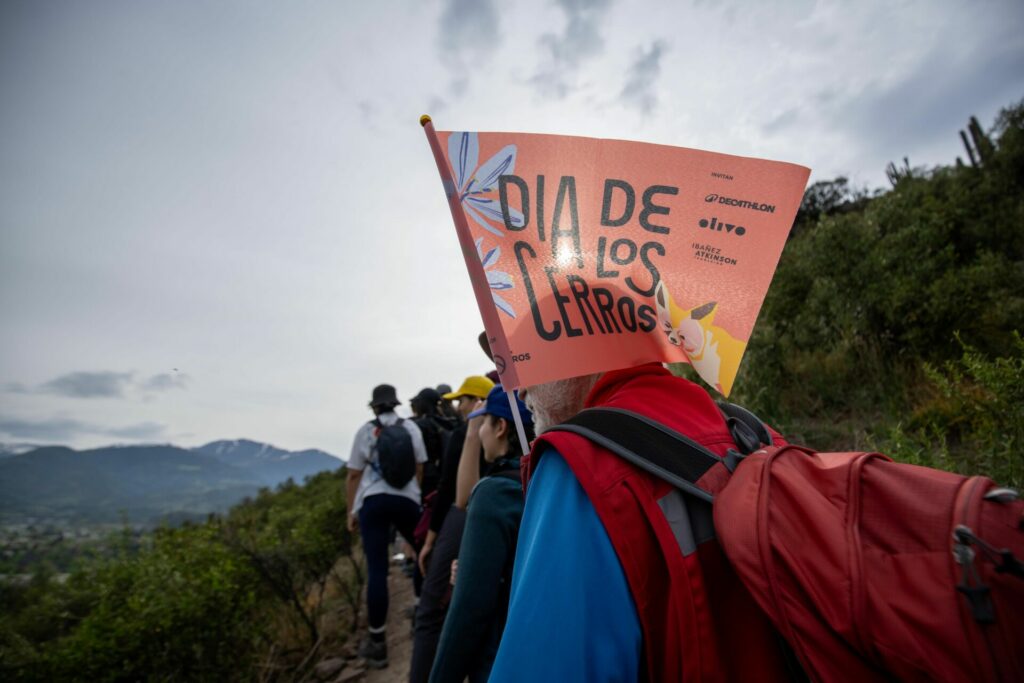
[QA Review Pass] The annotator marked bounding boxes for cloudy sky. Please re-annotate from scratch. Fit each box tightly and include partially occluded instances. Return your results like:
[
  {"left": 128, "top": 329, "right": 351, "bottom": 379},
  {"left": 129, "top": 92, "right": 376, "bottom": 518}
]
[{"left": 1, "top": 0, "right": 1022, "bottom": 458}]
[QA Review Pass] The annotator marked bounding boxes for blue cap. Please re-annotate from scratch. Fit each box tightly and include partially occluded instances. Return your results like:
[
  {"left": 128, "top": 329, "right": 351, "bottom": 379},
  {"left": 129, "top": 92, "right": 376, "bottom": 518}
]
[{"left": 468, "top": 385, "right": 533, "bottom": 430}]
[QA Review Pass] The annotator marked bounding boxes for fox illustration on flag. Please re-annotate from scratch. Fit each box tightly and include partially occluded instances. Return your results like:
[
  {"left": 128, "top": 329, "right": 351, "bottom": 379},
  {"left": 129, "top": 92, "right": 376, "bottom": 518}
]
[{"left": 654, "top": 281, "right": 746, "bottom": 395}]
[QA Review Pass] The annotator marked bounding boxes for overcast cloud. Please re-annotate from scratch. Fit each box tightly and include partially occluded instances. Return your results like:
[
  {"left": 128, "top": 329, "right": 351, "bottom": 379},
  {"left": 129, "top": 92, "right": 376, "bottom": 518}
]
[
  {"left": 141, "top": 373, "right": 189, "bottom": 393},
  {"left": 619, "top": 41, "right": 668, "bottom": 115},
  {"left": 531, "top": 0, "right": 613, "bottom": 98},
  {"left": 40, "top": 371, "right": 134, "bottom": 398},
  {"left": 1, "top": 0, "right": 1022, "bottom": 456},
  {"left": 0, "top": 416, "right": 166, "bottom": 442},
  {"left": 18, "top": 370, "right": 189, "bottom": 399},
  {"left": 437, "top": 0, "right": 502, "bottom": 97}
]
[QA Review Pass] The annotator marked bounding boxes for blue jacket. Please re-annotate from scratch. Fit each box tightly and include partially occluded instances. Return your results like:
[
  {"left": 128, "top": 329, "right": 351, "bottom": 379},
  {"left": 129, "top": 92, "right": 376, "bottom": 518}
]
[{"left": 489, "top": 448, "right": 641, "bottom": 682}]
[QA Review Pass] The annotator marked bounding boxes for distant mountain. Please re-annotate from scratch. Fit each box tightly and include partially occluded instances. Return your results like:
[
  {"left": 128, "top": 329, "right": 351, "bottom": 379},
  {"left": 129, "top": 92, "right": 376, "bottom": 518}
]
[
  {"left": 0, "top": 442, "right": 44, "bottom": 458},
  {"left": 195, "top": 439, "right": 341, "bottom": 486},
  {"left": 0, "top": 440, "right": 342, "bottom": 526}
]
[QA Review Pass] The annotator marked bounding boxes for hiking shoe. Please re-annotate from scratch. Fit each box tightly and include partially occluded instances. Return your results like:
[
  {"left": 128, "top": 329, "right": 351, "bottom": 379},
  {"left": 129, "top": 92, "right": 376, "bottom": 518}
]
[{"left": 357, "top": 636, "right": 388, "bottom": 669}]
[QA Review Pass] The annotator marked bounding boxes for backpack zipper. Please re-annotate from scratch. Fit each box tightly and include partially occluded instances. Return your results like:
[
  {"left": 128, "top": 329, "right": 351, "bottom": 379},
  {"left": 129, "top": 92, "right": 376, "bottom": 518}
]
[
  {"left": 757, "top": 445, "right": 817, "bottom": 679},
  {"left": 951, "top": 476, "right": 1001, "bottom": 681},
  {"left": 848, "top": 452, "right": 885, "bottom": 662}
]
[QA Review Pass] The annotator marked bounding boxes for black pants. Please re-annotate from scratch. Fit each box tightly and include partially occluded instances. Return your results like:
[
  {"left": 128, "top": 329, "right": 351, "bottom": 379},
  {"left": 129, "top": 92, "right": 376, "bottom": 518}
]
[
  {"left": 359, "top": 493, "right": 420, "bottom": 629},
  {"left": 408, "top": 506, "right": 467, "bottom": 683}
]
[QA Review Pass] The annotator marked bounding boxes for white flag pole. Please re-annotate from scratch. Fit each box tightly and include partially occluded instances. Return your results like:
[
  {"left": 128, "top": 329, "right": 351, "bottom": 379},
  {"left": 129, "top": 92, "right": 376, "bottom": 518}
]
[{"left": 506, "top": 388, "right": 531, "bottom": 455}]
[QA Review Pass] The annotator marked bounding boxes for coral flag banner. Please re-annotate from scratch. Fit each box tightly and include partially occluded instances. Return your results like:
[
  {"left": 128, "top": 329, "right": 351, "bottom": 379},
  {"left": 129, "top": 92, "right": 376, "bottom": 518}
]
[{"left": 422, "top": 117, "right": 810, "bottom": 395}]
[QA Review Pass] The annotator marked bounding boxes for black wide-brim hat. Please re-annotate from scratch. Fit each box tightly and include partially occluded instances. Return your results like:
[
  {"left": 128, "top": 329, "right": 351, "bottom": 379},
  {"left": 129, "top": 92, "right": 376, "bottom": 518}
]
[{"left": 369, "top": 384, "right": 400, "bottom": 408}]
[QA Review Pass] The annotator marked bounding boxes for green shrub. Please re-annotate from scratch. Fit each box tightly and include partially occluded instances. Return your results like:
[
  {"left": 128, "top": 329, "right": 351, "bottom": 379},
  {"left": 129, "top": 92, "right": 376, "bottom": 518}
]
[
  {"left": 1, "top": 468, "right": 361, "bottom": 683},
  {"left": 223, "top": 470, "right": 355, "bottom": 646},
  {"left": 876, "top": 334, "right": 1024, "bottom": 488},
  {"left": 40, "top": 523, "right": 263, "bottom": 682},
  {"left": 735, "top": 101, "right": 1024, "bottom": 436}
]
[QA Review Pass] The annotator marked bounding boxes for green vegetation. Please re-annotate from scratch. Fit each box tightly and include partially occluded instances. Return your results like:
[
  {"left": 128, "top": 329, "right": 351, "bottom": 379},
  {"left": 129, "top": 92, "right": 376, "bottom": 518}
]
[
  {"left": 0, "top": 469, "right": 360, "bottom": 682},
  {"left": 0, "top": 522, "right": 152, "bottom": 575},
  {"left": 875, "top": 334, "right": 1024, "bottom": 486},
  {"left": 3, "top": 100, "right": 1022, "bottom": 682},
  {"left": 731, "top": 100, "right": 1024, "bottom": 488}
]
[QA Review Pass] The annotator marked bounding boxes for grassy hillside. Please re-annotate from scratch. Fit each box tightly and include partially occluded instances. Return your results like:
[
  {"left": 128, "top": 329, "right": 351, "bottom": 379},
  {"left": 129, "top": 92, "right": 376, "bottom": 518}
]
[{"left": 730, "top": 100, "right": 1024, "bottom": 488}]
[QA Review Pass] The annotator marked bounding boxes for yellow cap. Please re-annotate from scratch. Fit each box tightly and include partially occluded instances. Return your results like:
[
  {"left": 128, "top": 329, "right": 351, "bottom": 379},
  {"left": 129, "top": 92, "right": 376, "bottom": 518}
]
[
  {"left": 420, "top": 114, "right": 432, "bottom": 126},
  {"left": 442, "top": 375, "right": 494, "bottom": 400}
]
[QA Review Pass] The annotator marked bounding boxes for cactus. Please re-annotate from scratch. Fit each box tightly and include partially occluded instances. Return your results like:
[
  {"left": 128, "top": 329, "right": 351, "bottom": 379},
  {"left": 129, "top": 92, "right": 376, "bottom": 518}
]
[
  {"left": 885, "top": 156, "right": 912, "bottom": 187},
  {"left": 960, "top": 130, "right": 978, "bottom": 167},
  {"left": 958, "top": 115, "right": 995, "bottom": 168},
  {"left": 968, "top": 115, "right": 995, "bottom": 164}
]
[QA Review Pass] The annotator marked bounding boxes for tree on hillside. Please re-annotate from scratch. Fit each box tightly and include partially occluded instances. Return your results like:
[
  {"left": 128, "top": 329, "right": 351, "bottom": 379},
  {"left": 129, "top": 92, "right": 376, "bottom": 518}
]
[
  {"left": 222, "top": 471, "right": 356, "bottom": 647},
  {"left": 735, "top": 100, "right": 1024, "bottom": 486},
  {"left": 792, "top": 176, "right": 875, "bottom": 237}
]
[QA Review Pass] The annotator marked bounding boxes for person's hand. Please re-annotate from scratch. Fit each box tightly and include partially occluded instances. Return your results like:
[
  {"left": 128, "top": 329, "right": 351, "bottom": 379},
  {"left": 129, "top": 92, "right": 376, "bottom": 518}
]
[
  {"left": 418, "top": 538, "right": 434, "bottom": 576},
  {"left": 456, "top": 412, "right": 486, "bottom": 509},
  {"left": 450, "top": 559, "right": 458, "bottom": 587},
  {"left": 466, "top": 413, "right": 485, "bottom": 436},
  {"left": 347, "top": 514, "right": 359, "bottom": 534}
]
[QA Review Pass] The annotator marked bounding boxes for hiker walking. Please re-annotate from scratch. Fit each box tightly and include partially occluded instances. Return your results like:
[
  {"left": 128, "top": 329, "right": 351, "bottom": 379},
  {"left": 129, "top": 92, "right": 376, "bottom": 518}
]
[
  {"left": 347, "top": 383, "right": 428, "bottom": 669},
  {"left": 429, "top": 386, "right": 533, "bottom": 683},
  {"left": 408, "top": 374, "right": 494, "bottom": 683},
  {"left": 434, "top": 383, "right": 461, "bottom": 423},
  {"left": 409, "top": 386, "right": 457, "bottom": 498},
  {"left": 488, "top": 364, "right": 791, "bottom": 682}
]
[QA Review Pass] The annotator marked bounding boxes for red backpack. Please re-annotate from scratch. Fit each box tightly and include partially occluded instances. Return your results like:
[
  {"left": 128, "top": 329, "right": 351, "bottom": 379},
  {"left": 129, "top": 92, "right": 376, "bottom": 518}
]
[
  {"left": 551, "top": 403, "right": 1024, "bottom": 682},
  {"left": 533, "top": 367, "right": 799, "bottom": 683},
  {"left": 714, "top": 444, "right": 1024, "bottom": 682}
]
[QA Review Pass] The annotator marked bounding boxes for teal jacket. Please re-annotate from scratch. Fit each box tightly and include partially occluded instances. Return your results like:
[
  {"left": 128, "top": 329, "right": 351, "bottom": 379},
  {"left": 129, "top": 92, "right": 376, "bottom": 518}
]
[{"left": 429, "top": 471, "right": 523, "bottom": 683}]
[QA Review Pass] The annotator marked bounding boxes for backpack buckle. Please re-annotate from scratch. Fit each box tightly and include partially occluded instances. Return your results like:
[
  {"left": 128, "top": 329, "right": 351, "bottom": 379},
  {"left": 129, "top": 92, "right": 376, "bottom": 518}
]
[
  {"left": 723, "top": 448, "right": 747, "bottom": 473},
  {"left": 726, "top": 417, "right": 762, "bottom": 455}
]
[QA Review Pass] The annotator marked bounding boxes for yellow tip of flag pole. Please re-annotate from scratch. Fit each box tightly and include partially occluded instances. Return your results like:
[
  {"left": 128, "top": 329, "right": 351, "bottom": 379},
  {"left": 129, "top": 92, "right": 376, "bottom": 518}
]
[{"left": 420, "top": 114, "right": 432, "bottom": 127}]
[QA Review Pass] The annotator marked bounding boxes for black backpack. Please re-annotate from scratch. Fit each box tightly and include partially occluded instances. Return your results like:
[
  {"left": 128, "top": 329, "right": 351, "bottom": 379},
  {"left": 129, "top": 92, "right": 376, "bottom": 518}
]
[
  {"left": 413, "top": 416, "right": 445, "bottom": 465},
  {"left": 371, "top": 418, "right": 417, "bottom": 488},
  {"left": 413, "top": 415, "right": 454, "bottom": 496}
]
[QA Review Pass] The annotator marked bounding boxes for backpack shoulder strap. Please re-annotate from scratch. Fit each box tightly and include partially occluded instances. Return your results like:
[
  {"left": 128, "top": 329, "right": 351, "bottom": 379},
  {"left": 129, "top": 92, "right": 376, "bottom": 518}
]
[
  {"left": 366, "top": 419, "right": 384, "bottom": 473},
  {"left": 549, "top": 407, "right": 722, "bottom": 503},
  {"left": 716, "top": 401, "right": 772, "bottom": 455}
]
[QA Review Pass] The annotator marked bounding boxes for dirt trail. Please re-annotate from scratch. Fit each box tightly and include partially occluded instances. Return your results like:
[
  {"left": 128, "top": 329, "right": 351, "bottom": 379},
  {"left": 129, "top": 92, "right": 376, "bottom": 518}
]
[{"left": 362, "top": 561, "right": 416, "bottom": 683}]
